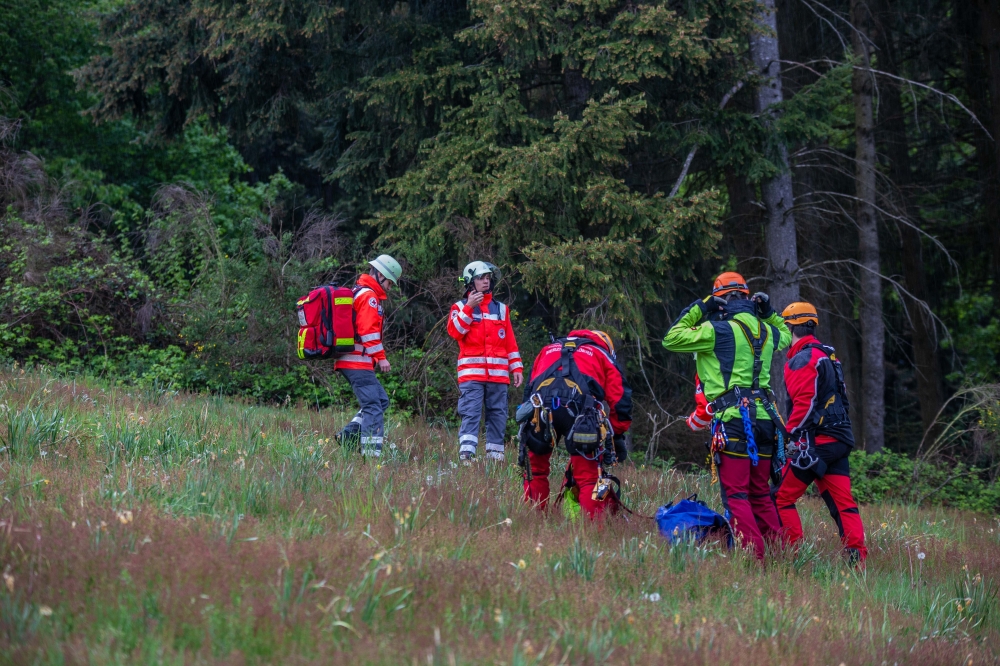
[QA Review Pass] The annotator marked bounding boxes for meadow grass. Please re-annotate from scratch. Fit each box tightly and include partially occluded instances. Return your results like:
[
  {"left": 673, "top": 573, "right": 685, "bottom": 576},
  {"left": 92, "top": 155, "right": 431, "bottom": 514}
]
[{"left": 0, "top": 367, "right": 998, "bottom": 664}]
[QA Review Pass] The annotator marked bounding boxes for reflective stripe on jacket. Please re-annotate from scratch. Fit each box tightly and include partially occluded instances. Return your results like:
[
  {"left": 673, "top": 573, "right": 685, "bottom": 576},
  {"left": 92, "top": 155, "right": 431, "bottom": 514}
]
[
  {"left": 687, "top": 373, "right": 712, "bottom": 431},
  {"left": 334, "top": 274, "right": 387, "bottom": 372},
  {"left": 447, "top": 292, "right": 521, "bottom": 384}
]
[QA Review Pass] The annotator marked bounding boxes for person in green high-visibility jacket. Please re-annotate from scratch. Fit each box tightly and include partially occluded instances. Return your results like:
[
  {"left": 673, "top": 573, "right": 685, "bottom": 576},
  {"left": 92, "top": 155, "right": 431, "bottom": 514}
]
[{"left": 663, "top": 272, "right": 792, "bottom": 561}]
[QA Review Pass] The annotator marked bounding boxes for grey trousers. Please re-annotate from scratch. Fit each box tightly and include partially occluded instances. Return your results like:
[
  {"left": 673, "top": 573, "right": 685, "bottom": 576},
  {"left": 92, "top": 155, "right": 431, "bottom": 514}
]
[
  {"left": 341, "top": 369, "right": 389, "bottom": 456},
  {"left": 457, "top": 381, "right": 508, "bottom": 459}
]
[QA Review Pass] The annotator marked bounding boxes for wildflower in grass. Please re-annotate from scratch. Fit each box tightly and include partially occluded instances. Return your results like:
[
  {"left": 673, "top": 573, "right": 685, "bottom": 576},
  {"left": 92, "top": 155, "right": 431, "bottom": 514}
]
[
  {"left": 535, "top": 543, "right": 542, "bottom": 554},
  {"left": 116, "top": 510, "right": 133, "bottom": 524},
  {"left": 504, "top": 518, "right": 512, "bottom": 526},
  {"left": 494, "top": 608, "right": 504, "bottom": 625},
  {"left": 517, "top": 559, "right": 526, "bottom": 569},
  {"left": 3, "top": 572, "right": 13, "bottom": 592},
  {"left": 917, "top": 551, "right": 926, "bottom": 560},
  {"left": 38, "top": 606, "right": 52, "bottom": 616}
]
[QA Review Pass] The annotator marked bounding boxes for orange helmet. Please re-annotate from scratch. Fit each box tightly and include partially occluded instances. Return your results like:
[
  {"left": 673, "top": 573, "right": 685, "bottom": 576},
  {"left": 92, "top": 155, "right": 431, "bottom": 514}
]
[
  {"left": 589, "top": 330, "right": 615, "bottom": 357},
  {"left": 712, "top": 271, "right": 749, "bottom": 297},
  {"left": 782, "top": 302, "right": 819, "bottom": 326}
]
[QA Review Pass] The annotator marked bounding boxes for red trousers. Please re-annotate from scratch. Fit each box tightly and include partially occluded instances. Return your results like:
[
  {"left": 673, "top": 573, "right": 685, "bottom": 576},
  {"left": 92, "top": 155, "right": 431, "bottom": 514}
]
[
  {"left": 774, "top": 456, "right": 867, "bottom": 563},
  {"left": 523, "top": 451, "right": 615, "bottom": 519},
  {"left": 717, "top": 452, "right": 781, "bottom": 560}
]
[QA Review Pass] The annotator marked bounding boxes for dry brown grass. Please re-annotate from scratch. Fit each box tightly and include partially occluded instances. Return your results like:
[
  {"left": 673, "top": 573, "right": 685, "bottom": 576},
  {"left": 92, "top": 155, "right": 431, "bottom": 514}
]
[{"left": 0, "top": 368, "right": 998, "bottom": 664}]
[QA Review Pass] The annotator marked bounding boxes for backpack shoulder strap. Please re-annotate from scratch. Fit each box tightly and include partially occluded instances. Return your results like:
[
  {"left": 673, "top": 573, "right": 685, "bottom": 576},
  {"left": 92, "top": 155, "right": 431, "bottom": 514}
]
[
  {"left": 801, "top": 343, "right": 850, "bottom": 413},
  {"left": 731, "top": 317, "right": 767, "bottom": 390}
]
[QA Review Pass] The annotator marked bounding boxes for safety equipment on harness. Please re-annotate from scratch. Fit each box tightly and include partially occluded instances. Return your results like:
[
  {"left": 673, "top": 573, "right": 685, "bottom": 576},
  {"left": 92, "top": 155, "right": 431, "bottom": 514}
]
[
  {"left": 460, "top": 261, "right": 499, "bottom": 292},
  {"left": 708, "top": 418, "right": 729, "bottom": 484},
  {"left": 592, "top": 475, "right": 613, "bottom": 502},
  {"left": 788, "top": 432, "right": 822, "bottom": 473},
  {"left": 612, "top": 434, "right": 628, "bottom": 464},
  {"left": 707, "top": 318, "right": 790, "bottom": 439},
  {"left": 712, "top": 272, "right": 749, "bottom": 297},
  {"left": 751, "top": 292, "right": 773, "bottom": 318},
  {"left": 738, "top": 397, "right": 759, "bottom": 466},
  {"left": 781, "top": 302, "right": 819, "bottom": 326},
  {"left": 566, "top": 397, "right": 610, "bottom": 458},
  {"left": 296, "top": 283, "right": 356, "bottom": 360},
  {"left": 369, "top": 254, "right": 402, "bottom": 285}
]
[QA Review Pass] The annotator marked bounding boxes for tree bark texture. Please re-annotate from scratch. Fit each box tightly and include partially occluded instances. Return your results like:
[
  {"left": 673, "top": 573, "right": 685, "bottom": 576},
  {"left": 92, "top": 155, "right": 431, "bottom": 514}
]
[
  {"left": 749, "top": 0, "right": 799, "bottom": 412},
  {"left": 749, "top": 0, "right": 800, "bottom": 312},
  {"left": 851, "top": 0, "right": 885, "bottom": 453},
  {"left": 872, "top": 2, "right": 945, "bottom": 437}
]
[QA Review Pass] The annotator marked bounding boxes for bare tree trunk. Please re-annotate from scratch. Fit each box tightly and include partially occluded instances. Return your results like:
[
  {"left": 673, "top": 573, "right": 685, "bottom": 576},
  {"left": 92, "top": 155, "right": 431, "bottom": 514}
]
[
  {"left": 749, "top": 0, "right": 799, "bottom": 410},
  {"left": 851, "top": 0, "right": 885, "bottom": 453},
  {"left": 873, "top": 2, "right": 945, "bottom": 437}
]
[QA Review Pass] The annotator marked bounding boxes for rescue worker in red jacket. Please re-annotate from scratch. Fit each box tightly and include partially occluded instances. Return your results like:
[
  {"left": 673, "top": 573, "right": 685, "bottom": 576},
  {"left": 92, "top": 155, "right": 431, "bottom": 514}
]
[
  {"left": 447, "top": 261, "right": 522, "bottom": 462},
  {"left": 519, "top": 330, "right": 632, "bottom": 519},
  {"left": 335, "top": 255, "right": 402, "bottom": 457},
  {"left": 774, "top": 302, "right": 868, "bottom": 565}
]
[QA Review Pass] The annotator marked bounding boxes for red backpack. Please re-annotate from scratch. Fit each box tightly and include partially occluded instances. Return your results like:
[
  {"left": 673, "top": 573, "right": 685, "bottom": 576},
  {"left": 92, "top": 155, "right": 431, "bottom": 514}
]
[{"left": 296, "top": 284, "right": 356, "bottom": 360}]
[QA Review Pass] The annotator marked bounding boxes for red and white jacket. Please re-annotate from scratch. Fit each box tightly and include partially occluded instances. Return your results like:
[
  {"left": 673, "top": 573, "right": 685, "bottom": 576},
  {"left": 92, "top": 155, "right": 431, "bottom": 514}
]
[
  {"left": 334, "top": 274, "right": 387, "bottom": 372},
  {"left": 447, "top": 292, "right": 522, "bottom": 384},
  {"left": 686, "top": 373, "right": 714, "bottom": 431}
]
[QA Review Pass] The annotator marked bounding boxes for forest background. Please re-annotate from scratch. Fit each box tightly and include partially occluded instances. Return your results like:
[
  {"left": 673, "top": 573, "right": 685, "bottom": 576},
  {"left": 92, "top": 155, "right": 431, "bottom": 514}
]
[{"left": 3, "top": 0, "right": 1000, "bottom": 508}]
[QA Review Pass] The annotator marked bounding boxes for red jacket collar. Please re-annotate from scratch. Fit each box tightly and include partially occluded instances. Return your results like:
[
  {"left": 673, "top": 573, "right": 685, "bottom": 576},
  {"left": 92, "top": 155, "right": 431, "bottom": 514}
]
[
  {"left": 357, "top": 273, "right": 387, "bottom": 300},
  {"left": 787, "top": 334, "right": 819, "bottom": 359}
]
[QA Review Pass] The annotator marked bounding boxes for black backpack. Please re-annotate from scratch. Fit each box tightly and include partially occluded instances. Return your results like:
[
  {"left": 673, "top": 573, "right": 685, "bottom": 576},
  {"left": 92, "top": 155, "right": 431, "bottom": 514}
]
[{"left": 525, "top": 338, "right": 610, "bottom": 457}]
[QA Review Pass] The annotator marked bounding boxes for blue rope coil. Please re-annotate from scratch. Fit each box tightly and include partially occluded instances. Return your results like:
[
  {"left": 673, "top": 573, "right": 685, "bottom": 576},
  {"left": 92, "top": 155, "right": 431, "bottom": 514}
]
[{"left": 739, "top": 401, "right": 759, "bottom": 466}]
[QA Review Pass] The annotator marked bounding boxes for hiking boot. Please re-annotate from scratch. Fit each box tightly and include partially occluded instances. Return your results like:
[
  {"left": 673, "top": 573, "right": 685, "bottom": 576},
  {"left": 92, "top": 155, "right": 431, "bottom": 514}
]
[
  {"left": 459, "top": 451, "right": 475, "bottom": 465},
  {"left": 485, "top": 451, "right": 505, "bottom": 462}
]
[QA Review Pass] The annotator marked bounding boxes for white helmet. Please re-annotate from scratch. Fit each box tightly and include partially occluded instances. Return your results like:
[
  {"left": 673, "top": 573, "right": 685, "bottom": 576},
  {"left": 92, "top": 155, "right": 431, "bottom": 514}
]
[
  {"left": 460, "top": 261, "right": 499, "bottom": 291},
  {"left": 369, "top": 254, "right": 402, "bottom": 285}
]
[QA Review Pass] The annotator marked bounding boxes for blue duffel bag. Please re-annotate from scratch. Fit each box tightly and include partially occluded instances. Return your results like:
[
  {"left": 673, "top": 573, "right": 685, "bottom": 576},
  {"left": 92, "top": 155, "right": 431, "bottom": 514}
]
[{"left": 655, "top": 494, "right": 733, "bottom": 546}]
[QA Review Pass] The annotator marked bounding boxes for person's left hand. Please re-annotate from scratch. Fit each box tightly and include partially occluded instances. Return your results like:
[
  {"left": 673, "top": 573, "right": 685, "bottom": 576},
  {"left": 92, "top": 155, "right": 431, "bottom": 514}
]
[
  {"left": 752, "top": 292, "right": 774, "bottom": 318},
  {"left": 512, "top": 371, "right": 523, "bottom": 388}
]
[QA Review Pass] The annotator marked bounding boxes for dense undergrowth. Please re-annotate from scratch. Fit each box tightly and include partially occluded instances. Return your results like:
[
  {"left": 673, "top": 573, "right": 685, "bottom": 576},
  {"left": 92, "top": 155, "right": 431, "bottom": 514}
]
[{"left": 0, "top": 369, "right": 998, "bottom": 664}]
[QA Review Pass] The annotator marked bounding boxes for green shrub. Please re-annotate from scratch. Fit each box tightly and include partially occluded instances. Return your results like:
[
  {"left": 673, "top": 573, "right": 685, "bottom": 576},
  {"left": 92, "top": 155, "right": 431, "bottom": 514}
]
[{"left": 851, "top": 449, "right": 1000, "bottom": 512}]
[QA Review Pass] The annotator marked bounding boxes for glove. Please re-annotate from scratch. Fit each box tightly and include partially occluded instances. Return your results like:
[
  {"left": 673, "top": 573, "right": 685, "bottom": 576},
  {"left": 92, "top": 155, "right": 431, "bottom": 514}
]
[
  {"left": 696, "top": 296, "right": 727, "bottom": 317},
  {"left": 602, "top": 446, "right": 617, "bottom": 467},
  {"left": 752, "top": 292, "right": 774, "bottom": 318}
]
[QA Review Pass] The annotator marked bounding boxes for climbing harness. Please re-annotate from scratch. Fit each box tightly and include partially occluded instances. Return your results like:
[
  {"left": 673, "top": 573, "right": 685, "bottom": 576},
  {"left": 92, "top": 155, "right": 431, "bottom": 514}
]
[
  {"left": 708, "top": 418, "right": 728, "bottom": 484},
  {"left": 703, "top": 315, "right": 793, "bottom": 481}
]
